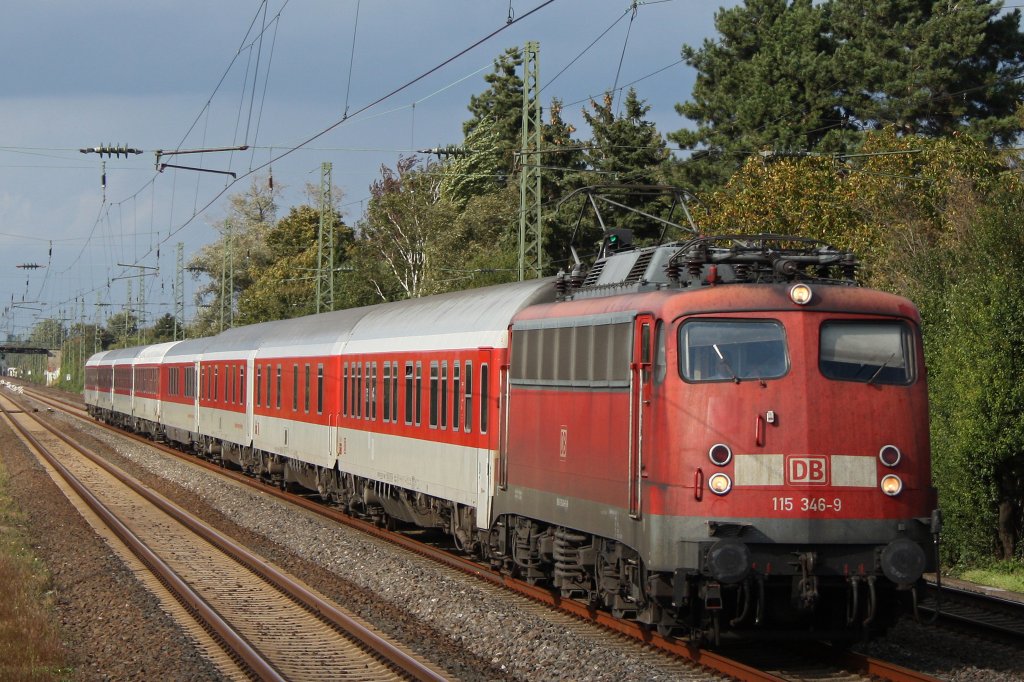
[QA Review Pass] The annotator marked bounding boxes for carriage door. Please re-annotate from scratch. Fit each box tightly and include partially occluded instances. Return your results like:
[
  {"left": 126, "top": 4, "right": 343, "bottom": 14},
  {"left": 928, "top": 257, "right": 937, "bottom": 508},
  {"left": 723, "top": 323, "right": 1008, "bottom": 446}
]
[{"left": 629, "top": 314, "right": 655, "bottom": 519}]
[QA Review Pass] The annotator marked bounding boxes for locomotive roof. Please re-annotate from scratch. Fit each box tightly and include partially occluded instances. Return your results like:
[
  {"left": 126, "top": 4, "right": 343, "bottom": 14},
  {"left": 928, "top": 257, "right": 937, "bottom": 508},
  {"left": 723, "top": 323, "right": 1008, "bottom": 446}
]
[{"left": 516, "top": 281, "right": 921, "bottom": 324}]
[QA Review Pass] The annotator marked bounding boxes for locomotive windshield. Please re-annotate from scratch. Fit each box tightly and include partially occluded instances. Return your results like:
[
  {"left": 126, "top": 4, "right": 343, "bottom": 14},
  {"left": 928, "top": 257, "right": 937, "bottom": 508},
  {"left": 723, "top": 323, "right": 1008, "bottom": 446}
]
[
  {"left": 680, "top": 320, "right": 788, "bottom": 382},
  {"left": 819, "top": 320, "right": 915, "bottom": 384}
]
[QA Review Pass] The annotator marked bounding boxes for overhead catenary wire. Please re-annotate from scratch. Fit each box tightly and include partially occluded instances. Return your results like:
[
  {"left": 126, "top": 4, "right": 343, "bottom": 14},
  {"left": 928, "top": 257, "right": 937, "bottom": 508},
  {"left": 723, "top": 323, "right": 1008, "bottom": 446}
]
[
  {"left": 342, "top": 0, "right": 361, "bottom": 120},
  {"left": 32, "top": 0, "right": 561, "bottom": 325},
  {"left": 611, "top": 2, "right": 640, "bottom": 114}
]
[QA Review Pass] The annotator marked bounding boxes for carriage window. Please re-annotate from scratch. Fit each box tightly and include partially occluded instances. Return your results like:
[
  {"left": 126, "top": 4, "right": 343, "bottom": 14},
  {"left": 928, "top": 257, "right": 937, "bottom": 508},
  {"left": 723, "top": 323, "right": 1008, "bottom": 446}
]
[
  {"left": 415, "top": 362, "right": 423, "bottom": 427},
  {"left": 429, "top": 362, "right": 439, "bottom": 429},
  {"left": 276, "top": 365, "right": 282, "bottom": 409},
  {"left": 452, "top": 363, "right": 461, "bottom": 430},
  {"left": 355, "top": 364, "right": 363, "bottom": 418},
  {"left": 317, "top": 364, "right": 324, "bottom": 414},
  {"left": 240, "top": 366, "right": 245, "bottom": 404},
  {"left": 480, "top": 364, "right": 489, "bottom": 434},
  {"left": 464, "top": 362, "right": 473, "bottom": 433},
  {"left": 256, "top": 366, "right": 262, "bottom": 406},
  {"left": 390, "top": 362, "right": 398, "bottom": 423},
  {"left": 265, "top": 364, "right": 271, "bottom": 407},
  {"left": 404, "top": 362, "right": 414, "bottom": 425},
  {"left": 820, "top": 321, "right": 914, "bottom": 385},
  {"left": 292, "top": 364, "right": 299, "bottom": 411},
  {"left": 383, "top": 363, "right": 391, "bottom": 423},
  {"left": 441, "top": 362, "right": 448, "bottom": 430},
  {"left": 304, "top": 363, "right": 311, "bottom": 413},
  {"left": 343, "top": 363, "right": 349, "bottom": 417},
  {"left": 370, "top": 363, "right": 377, "bottom": 420},
  {"left": 680, "top": 320, "right": 788, "bottom": 382}
]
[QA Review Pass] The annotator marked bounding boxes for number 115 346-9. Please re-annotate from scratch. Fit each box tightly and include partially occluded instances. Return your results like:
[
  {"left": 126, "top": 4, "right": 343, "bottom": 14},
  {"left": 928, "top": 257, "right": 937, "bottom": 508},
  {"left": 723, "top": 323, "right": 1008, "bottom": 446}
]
[{"left": 772, "top": 497, "right": 842, "bottom": 512}]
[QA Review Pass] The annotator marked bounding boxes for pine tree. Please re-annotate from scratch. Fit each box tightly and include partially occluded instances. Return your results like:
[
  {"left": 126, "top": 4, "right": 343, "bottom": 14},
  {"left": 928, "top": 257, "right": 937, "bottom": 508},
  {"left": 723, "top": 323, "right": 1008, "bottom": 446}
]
[
  {"left": 580, "top": 89, "right": 673, "bottom": 244},
  {"left": 463, "top": 47, "right": 525, "bottom": 175},
  {"left": 671, "top": 0, "right": 1024, "bottom": 191},
  {"left": 828, "top": 0, "right": 1024, "bottom": 144},
  {"left": 670, "top": 0, "right": 835, "bottom": 190}
]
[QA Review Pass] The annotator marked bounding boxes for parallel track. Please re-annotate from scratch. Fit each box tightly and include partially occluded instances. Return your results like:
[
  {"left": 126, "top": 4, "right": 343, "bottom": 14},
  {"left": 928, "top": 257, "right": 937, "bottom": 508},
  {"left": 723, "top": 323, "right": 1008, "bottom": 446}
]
[
  {"left": 919, "top": 578, "right": 1024, "bottom": 642},
  {"left": 0, "top": 390, "right": 447, "bottom": 682}
]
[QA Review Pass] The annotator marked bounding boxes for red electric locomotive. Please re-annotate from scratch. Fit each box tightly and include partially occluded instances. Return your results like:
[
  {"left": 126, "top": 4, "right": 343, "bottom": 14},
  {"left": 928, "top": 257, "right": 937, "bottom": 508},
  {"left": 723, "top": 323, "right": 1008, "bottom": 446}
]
[{"left": 487, "top": 187, "right": 939, "bottom": 642}]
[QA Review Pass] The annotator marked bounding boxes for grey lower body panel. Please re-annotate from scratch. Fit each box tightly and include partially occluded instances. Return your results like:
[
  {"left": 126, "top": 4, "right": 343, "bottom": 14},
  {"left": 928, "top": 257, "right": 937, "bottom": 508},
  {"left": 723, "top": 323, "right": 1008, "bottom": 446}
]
[{"left": 492, "top": 484, "right": 935, "bottom": 576}]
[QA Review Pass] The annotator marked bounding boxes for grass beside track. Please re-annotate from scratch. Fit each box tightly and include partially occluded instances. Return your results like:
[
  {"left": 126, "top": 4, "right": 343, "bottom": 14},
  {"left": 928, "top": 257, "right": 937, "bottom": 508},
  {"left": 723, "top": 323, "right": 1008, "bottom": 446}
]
[
  {"left": 959, "top": 562, "right": 1024, "bottom": 594},
  {"left": 0, "top": 459, "right": 70, "bottom": 681}
]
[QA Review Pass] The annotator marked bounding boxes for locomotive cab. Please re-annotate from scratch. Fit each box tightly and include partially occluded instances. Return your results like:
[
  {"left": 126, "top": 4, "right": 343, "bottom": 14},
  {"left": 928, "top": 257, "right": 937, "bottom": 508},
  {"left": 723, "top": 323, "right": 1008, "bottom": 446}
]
[
  {"left": 658, "top": 281, "right": 937, "bottom": 640},
  {"left": 498, "top": 226, "right": 939, "bottom": 644}
]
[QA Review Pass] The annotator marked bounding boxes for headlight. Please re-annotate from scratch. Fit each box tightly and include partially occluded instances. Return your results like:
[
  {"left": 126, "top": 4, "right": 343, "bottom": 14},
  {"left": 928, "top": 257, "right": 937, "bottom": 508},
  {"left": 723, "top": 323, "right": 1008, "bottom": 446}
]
[
  {"left": 708, "top": 443, "right": 732, "bottom": 466},
  {"left": 880, "top": 474, "right": 903, "bottom": 496},
  {"left": 789, "top": 283, "right": 813, "bottom": 305},
  {"left": 879, "top": 444, "right": 901, "bottom": 467},
  {"left": 708, "top": 473, "right": 732, "bottom": 495}
]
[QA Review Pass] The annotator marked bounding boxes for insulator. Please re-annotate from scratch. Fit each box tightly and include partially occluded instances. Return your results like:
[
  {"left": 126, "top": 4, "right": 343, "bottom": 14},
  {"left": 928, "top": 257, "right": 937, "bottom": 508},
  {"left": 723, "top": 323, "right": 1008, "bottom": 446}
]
[
  {"left": 554, "top": 271, "right": 568, "bottom": 296},
  {"left": 734, "top": 264, "right": 749, "bottom": 281},
  {"left": 687, "top": 259, "right": 703, "bottom": 279},
  {"left": 666, "top": 262, "right": 681, "bottom": 282}
]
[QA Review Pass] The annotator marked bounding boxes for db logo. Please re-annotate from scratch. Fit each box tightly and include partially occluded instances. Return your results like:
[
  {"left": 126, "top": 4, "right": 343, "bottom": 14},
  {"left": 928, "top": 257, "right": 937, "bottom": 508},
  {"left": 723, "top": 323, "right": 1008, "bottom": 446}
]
[{"left": 786, "top": 455, "right": 828, "bottom": 485}]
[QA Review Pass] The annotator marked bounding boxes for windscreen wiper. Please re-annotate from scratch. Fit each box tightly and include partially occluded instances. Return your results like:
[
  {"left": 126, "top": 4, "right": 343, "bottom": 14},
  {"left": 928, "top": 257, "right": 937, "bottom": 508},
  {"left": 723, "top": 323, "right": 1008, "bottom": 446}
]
[
  {"left": 866, "top": 352, "right": 896, "bottom": 385},
  {"left": 713, "top": 344, "right": 741, "bottom": 384}
]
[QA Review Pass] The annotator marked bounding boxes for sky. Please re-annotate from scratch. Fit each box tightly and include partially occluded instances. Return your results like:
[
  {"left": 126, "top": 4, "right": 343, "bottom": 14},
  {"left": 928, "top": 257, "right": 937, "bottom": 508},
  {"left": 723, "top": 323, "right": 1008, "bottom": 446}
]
[{"left": 0, "top": 0, "right": 735, "bottom": 343}]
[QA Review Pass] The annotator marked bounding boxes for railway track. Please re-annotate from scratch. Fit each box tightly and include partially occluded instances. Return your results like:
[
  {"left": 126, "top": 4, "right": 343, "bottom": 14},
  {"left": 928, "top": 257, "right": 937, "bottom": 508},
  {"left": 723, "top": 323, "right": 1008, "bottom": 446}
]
[
  {"left": 919, "top": 577, "right": 1024, "bottom": 641},
  {"left": 0, "top": 390, "right": 447, "bottom": 682},
  {"left": 13, "top": 383, "right": 955, "bottom": 682}
]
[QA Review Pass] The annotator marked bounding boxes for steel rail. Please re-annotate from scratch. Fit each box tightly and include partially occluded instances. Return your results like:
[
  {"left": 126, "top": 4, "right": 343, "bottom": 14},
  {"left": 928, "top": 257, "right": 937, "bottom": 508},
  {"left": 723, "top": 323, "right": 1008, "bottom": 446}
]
[
  {"left": 6, "top": 392, "right": 447, "bottom": 682},
  {"left": 0, "top": 399, "right": 284, "bottom": 681}
]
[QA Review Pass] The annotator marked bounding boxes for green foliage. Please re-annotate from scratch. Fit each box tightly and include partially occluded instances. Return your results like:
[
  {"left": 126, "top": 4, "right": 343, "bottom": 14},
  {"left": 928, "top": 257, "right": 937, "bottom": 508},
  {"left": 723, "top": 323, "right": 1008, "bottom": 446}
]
[
  {"left": 103, "top": 310, "right": 139, "bottom": 348},
  {"left": 672, "top": 0, "right": 1024, "bottom": 191},
  {"left": 235, "top": 204, "right": 353, "bottom": 323},
  {"left": 583, "top": 89, "right": 670, "bottom": 187},
  {"left": 463, "top": 46, "right": 524, "bottom": 172},
  {"left": 672, "top": 0, "right": 835, "bottom": 189},
  {"left": 187, "top": 176, "right": 279, "bottom": 335},
  {"left": 539, "top": 98, "right": 586, "bottom": 272},
  {"left": 959, "top": 561, "right": 1024, "bottom": 592},
  {"left": 27, "top": 318, "right": 64, "bottom": 349},
  {"left": 148, "top": 313, "right": 178, "bottom": 343},
  {"left": 433, "top": 186, "right": 520, "bottom": 291},
  {"left": 925, "top": 183, "right": 1024, "bottom": 563},
  {"left": 441, "top": 118, "right": 507, "bottom": 208},
  {"left": 828, "top": 0, "right": 1024, "bottom": 145},
  {"left": 564, "top": 89, "right": 677, "bottom": 251},
  {"left": 354, "top": 156, "right": 450, "bottom": 300}
]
